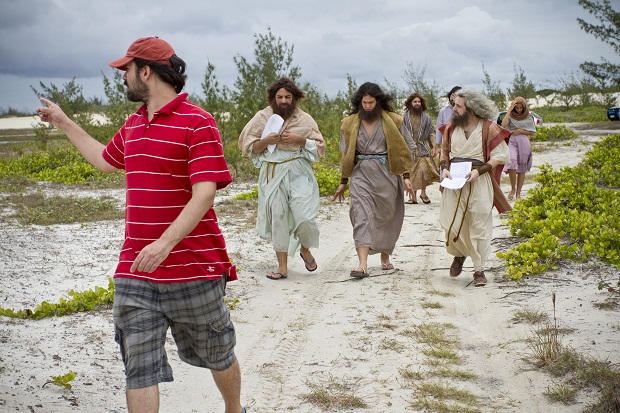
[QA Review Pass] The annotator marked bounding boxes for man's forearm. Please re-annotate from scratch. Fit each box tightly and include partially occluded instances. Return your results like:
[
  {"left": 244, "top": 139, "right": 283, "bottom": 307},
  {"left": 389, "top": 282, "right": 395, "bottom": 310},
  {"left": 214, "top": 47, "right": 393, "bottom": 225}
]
[
  {"left": 158, "top": 181, "right": 217, "bottom": 248},
  {"left": 57, "top": 118, "right": 116, "bottom": 173},
  {"left": 251, "top": 138, "right": 269, "bottom": 153}
]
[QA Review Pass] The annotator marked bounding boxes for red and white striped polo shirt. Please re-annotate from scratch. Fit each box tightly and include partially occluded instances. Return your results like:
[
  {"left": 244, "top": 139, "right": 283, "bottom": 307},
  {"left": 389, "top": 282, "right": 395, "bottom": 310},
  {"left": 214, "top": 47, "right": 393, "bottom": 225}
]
[{"left": 102, "top": 93, "right": 237, "bottom": 283}]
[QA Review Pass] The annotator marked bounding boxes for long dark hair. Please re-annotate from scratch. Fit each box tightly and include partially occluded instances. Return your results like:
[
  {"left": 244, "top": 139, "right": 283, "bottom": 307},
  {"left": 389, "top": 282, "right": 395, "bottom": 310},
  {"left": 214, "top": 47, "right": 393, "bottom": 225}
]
[
  {"left": 266, "top": 77, "right": 305, "bottom": 104},
  {"left": 404, "top": 92, "right": 428, "bottom": 112},
  {"left": 350, "top": 82, "right": 394, "bottom": 115},
  {"left": 134, "top": 54, "right": 187, "bottom": 93}
]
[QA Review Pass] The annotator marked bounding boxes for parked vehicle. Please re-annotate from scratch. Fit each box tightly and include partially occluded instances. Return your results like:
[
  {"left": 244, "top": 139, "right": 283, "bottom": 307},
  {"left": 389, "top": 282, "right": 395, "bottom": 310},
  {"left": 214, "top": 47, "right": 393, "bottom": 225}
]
[
  {"left": 607, "top": 106, "right": 620, "bottom": 121},
  {"left": 497, "top": 111, "right": 543, "bottom": 126}
]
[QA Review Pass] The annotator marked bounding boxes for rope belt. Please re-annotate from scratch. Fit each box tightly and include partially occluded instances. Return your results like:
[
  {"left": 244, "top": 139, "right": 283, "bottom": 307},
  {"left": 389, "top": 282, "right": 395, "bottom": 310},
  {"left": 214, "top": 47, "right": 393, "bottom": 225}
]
[
  {"left": 266, "top": 157, "right": 299, "bottom": 183},
  {"left": 445, "top": 159, "right": 485, "bottom": 247},
  {"left": 356, "top": 154, "right": 388, "bottom": 164}
]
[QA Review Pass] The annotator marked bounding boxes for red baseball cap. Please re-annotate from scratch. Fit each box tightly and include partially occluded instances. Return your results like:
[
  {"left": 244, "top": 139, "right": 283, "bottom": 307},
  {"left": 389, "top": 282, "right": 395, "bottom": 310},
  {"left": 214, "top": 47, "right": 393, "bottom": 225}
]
[{"left": 108, "top": 36, "right": 175, "bottom": 70}]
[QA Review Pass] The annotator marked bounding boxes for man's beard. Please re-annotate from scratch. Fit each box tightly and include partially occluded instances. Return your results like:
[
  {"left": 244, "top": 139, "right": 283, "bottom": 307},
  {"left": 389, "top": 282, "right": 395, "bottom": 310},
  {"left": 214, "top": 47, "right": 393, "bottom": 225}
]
[
  {"left": 410, "top": 105, "right": 422, "bottom": 116},
  {"left": 360, "top": 105, "right": 381, "bottom": 121},
  {"left": 125, "top": 76, "right": 149, "bottom": 103},
  {"left": 271, "top": 99, "right": 297, "bottom": 119},
  {"left": 451, "top": 109, "right": 471, "bottom": 127}
]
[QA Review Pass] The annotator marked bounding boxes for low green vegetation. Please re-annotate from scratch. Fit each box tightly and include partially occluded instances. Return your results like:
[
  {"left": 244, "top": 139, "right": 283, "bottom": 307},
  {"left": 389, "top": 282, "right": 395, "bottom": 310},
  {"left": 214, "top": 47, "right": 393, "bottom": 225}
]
[
  {"left": 0, "top": 278, "right": 241, "bottom": 319},
  {"left": 0, "top": 145, "right": 124, "bottom": 187},
  {"left": 232, "top": 185, "right": 258, "bottom": 200},
  {"left": 2, "top": 192, "right": 123, "bottom": 226},
  {"left": 0, "top": 279, "right": 114, "bottom": 319},
  {"left": 531, "top": 124, "right": 578, "bottom": 142},
  {"left": 497, "top": 134, "right": 620, "bottom": 289},
  {"left": 44, "top": 371, "right": 77, "bottom": 390},
  {"left": 534, "top": 105, "right": 608, "bottom": 123}
]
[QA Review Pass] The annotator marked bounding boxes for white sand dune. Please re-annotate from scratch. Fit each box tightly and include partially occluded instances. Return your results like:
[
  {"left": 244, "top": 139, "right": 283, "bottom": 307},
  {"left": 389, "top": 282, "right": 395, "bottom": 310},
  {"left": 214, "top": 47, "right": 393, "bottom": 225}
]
[
  {"left": 0, "top": 115, "right": 45, "bottom": 130},
  {"left": 0, "top": 114, "right": 109, "bottom": 130}
]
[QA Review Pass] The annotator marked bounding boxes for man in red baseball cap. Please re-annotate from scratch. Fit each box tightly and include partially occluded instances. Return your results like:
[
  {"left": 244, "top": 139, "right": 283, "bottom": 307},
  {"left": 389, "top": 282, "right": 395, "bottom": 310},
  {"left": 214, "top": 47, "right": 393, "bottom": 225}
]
[
  {"left": 36, "top": 37, "right": 246, "bottom": 413},
  {"left": 108, "top": 36, "right": 175, "bottom": 71}
]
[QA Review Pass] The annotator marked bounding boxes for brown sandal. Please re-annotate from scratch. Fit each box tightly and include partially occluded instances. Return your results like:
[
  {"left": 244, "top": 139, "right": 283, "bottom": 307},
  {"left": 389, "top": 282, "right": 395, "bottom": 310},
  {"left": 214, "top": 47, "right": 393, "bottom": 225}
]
[{"left": 350, "top": 267, "right": 369, "bottom": 278}]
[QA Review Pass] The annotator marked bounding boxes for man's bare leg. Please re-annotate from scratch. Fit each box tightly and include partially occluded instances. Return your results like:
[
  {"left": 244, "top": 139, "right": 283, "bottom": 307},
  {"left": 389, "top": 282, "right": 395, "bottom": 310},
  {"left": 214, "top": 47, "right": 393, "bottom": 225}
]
[
  {"left": 271, "top": 251, "right": 288, "bottom": 278},
  {"left": 212, "top": 360, "right": 243, "bottom": 413},
  {"left": 408, "top": 190, "right": 417, "bottom": 203},
  {"left": 299, "top": 245, "right": 317, "bottom": 271},
  {"left": 355, "top": 246, "right": 369, "bottom": 273},
  {"left": 380, "top": 252, "right": 393, "bottom": 269},
  {"left": 126, "top": 385, "right": 159, "bottom": 413},
  {"left": 420, "top": 184, "right": 430, "bottom": 202}
]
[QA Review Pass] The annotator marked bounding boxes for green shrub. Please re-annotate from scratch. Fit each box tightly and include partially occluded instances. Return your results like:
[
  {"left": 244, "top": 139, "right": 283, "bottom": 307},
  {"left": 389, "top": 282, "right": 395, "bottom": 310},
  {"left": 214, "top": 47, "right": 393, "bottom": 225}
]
[
  {"left": 531, "top": 125, "right": 578, "bottom": 142},
  {"left": 498, "top": 134, "right": 620, "bottom": 282},
  {"left": 0, "top": 146, "right": 122, "bottom": 185},
  {"left": 233, "top": 185, "right": 258, "bottom": 200},
  {"left": 581, "top": 134, "right": 620, "bottom": 189},
  {"left": 0, "top": 278, "right": 115, "bottom": 319},
  {"left": 314, "top": 162, "right": 342, "bottom": 196},
  {"left": 534, "top": 106, "right": 608, "bottom": 123},
  {"left": 5, "top": 192, "right": 123, "bottom": 225}
]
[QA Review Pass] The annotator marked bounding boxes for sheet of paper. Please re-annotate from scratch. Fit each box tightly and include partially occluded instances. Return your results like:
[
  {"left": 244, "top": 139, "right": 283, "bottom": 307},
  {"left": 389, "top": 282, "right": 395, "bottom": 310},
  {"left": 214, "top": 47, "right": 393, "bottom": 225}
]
[
  {"left": 260, "top": 114, "right": 284, "bottom": 153},
  {"left": 440, "top": 161, "right": 472, "bottom": 190}
]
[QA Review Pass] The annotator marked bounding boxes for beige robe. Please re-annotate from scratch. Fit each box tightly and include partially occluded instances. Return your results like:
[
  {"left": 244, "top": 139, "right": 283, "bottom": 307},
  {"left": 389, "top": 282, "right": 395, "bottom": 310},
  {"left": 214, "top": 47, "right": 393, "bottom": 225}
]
[
  {"left": 439, "top": 120, "right": 510, "bottom": 271},
  {"left": 238, "top": 107, "right": 325, "bottom": 256}
]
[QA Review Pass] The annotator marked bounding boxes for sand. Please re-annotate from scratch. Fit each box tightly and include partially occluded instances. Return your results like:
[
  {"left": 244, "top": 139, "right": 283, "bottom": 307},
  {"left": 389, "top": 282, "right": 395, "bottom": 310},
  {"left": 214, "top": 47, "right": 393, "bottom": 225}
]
[{"left": 0, "top": 122, "right": 619, "bottom": 412}]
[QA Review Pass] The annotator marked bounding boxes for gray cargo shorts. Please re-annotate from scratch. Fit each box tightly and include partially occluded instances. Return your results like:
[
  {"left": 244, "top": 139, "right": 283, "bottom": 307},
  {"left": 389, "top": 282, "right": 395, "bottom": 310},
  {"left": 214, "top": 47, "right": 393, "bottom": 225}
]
[{"left": 113, "top": 277, "right": 236, "bottom": 389}]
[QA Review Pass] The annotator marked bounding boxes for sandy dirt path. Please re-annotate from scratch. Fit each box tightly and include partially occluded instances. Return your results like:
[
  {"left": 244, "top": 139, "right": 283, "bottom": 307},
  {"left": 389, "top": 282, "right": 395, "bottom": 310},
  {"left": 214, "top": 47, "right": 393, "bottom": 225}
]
[{"left": 1, "top": 123, "right": 619, "bottom": 412}]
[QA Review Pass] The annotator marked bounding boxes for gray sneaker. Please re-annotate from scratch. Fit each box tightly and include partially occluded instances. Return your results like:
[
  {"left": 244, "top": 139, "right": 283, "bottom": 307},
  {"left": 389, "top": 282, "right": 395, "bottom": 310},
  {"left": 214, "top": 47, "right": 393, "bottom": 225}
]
[{"left": 473, "top": 271, "right": 487, "bottom": 286}]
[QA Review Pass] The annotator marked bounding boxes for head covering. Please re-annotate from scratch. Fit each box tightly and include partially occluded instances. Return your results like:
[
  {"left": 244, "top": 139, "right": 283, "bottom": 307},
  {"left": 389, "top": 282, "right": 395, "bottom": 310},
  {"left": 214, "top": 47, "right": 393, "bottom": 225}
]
[
  {"left": 108, "top": 36, "right": 175, "bottom": 70},
  {"left": 510, "top": 97, "right": 530, "bottom": 121}
]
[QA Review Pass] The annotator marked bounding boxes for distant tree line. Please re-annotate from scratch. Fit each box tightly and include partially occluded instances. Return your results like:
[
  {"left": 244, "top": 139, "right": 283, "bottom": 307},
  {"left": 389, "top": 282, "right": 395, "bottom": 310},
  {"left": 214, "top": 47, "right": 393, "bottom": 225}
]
[{"left": 4, "top": 0, "right": 617, "bottom": 176}]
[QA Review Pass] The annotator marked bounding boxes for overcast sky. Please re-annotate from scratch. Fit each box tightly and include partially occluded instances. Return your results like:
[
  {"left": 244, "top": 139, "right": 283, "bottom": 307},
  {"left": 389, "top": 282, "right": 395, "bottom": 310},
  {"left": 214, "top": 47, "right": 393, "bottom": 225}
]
[{"left": 0, "top": 0, "right": 614, "bottom": 113}]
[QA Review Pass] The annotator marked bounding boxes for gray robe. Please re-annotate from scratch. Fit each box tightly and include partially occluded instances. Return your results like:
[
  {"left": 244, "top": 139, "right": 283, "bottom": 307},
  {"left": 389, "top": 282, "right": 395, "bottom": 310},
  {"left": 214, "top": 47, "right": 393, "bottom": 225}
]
[{"left": 340, "top": 120, "right": 415, "bottom": 254}]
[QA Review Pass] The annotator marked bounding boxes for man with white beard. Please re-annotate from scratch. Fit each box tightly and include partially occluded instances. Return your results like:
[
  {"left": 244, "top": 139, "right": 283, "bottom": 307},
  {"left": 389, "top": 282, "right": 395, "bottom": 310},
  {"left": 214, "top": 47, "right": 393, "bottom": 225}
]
[{"left": 438, "top": 88, "right": 511, "bottom": 286}]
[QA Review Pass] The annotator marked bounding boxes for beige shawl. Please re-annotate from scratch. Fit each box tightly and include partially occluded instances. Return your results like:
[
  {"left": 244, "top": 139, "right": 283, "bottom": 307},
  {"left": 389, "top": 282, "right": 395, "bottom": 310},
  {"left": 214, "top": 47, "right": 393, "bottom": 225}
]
[{"left": 238, "top": 106, "right": 325, "bottom": 157}]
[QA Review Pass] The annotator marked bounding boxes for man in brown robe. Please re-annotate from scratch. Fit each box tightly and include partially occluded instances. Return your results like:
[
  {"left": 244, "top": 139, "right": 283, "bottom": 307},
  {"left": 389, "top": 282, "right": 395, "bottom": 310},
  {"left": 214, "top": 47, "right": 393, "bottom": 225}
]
[
  {"left": 403, "top": 92, "right": 439, "bottom": 204},
  {"left": 332, "top": 82, "right": 414, "bottom": 278}
]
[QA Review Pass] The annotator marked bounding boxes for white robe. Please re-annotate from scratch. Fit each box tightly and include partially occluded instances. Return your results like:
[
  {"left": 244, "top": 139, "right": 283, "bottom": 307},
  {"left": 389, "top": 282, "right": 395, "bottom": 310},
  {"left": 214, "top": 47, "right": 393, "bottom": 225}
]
[{"left": 439, "top": 120, "right": 510, "bottom": 271}]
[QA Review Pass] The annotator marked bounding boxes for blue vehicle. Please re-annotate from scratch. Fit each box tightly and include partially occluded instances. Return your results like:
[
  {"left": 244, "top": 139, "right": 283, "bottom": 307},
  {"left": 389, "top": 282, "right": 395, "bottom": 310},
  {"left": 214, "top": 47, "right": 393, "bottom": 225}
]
[{"left": 607, "top": 106, "right": 620, "bottom": 121}]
